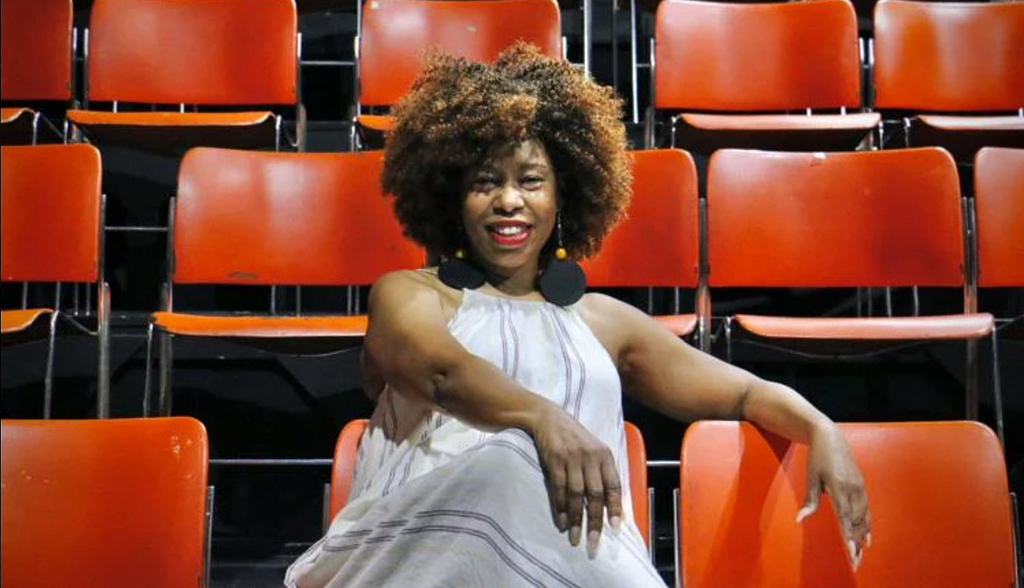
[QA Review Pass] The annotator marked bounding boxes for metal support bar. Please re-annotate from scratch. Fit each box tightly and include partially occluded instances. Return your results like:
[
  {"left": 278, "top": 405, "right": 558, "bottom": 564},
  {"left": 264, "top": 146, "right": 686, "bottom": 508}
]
[
  {"left": 209, "top": 458, "right": 333, "bottom": 466},
  {"left": 97, "top": 283, "right": 111, "bottom": 418},
  {"left": 323, "top": 483, "right": 333, "bottom": 533},
  {"left": 630, "top": 0, "right": 640, "bottom": 124},
  {"left": 647, "top": 487, "right": 656, "bottom": 563},
  {"left": 582, "top": 0, "right": 592, "bottom": 74},
  {"left": 144, "top": 322, "right": 154, "bottom": 417},
  {"left": 203, "top": 486, "right": 215, "bottom": 588},
  {"left": 991, "top": 329, "right": 1005, "bottom": 449},
  {"left": 43, "top": 311, "right": 59, "bottom": 419},
  {"left": 673, "top": 487, "right": 681, "bottom": 588}
]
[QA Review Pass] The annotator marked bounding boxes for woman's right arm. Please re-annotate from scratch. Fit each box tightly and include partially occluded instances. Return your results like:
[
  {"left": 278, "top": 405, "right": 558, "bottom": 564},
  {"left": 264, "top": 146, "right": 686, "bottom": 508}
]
[{"left": 364, "top": 271, "right": 623, "bottom": 555}]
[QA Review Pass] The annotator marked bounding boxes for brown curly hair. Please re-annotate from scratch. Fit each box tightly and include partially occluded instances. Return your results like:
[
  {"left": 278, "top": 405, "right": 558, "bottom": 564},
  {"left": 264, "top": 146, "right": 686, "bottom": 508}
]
[{"left": 381, "top": 42, "right": 632, "bottom": 260}]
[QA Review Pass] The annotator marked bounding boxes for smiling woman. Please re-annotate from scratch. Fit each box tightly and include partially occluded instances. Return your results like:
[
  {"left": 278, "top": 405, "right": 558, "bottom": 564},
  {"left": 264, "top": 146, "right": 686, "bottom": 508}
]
[{"left": 286, "top": 43, "right": 870, "bottom": 588}]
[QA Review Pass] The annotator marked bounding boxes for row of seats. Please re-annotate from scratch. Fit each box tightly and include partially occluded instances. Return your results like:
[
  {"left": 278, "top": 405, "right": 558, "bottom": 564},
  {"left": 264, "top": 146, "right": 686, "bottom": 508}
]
[
  {"left": 2, "top": 143, "right": 1020, "bottom": 428},
  {"left": 2, "top": 0, "right": 1020, "bottom": 158},
  {"left": 1, "top": 417, "right": 1014, "bottom": 587}
]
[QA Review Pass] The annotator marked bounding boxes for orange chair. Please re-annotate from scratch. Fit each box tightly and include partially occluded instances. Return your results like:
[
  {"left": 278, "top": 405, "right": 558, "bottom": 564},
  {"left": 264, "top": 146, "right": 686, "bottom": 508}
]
[
  {"left": 0, "top": 417, "right": 210, "bottom": 588},
  {"left": 706, "top": 148, "right": 996, "bottom": 428},
  {"left": 648, "top": 0, "right": 879, "bottom": 152},
  {"left": 146, "top": 148, "right": 424, "bottom": 415},
  {"left": 353, "top": 0, "right": 562, "bottom": 147},
  {"left": 972, "top": 146, "right": 1023, "bottom": 445},
  {"left": 677, "top": 420, "right": 1016, "bottom": 588},
  {"left": 66, "top": 0, "right": 302, "bottom": 153},
  {"left": 327, "top": 419, "right": 654, "bottom": 551},
  {"left": 0, "top": 0, "right": 74, "bottom": 144},
  {"left": 1, "top": 144, "right": 110, "bottom": 418},
  {"left": 873, "top": 0, "right": 1024, "bottom": 160},
  {"left": 581, "top": 149, "right": 701, "bottom": 343}
]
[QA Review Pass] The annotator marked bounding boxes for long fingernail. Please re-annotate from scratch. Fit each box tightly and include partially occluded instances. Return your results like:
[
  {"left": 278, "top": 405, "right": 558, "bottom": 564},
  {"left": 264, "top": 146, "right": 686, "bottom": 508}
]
[
  {"left": 847, "top": 540, "right": 857, "bottom": 566},
  {"left": 795, "top": 506, "right": 812, "bottom": 524},
  {"left": 866, "top": 532, "right": 872, "bottom": 548},
  {"left": 557, "top": 513, "right": 568, "bottom": 532},
  {"left": 610, "top": 516, "right": 622, "bottom": 532},
  {"left": 570, "top": 525, "right": 581, "bottom": 546},
  {"left": 587, "top": 530, "right": 600, "bottom": 559}
]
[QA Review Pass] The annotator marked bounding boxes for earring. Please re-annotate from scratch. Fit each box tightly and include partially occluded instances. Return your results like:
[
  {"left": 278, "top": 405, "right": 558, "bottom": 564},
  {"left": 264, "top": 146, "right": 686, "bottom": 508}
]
[
  {"left": 438, "top": 247, "right": 486, "bottom": 290},
  {"left": 538, "top": 214, "right": 586, "bottom": 306}
]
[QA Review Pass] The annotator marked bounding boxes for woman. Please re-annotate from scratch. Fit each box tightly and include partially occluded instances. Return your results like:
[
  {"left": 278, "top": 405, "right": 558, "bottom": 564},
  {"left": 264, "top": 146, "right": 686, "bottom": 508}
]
[{"left": 287, "top": 43, "right": 870, "bottom": 587}]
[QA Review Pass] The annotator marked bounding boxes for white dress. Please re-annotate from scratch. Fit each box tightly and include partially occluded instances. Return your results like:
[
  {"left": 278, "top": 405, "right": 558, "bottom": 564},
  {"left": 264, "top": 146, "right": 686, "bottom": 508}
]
[{"left": 286, "top": 288, "right": 667, "bottom": 587}]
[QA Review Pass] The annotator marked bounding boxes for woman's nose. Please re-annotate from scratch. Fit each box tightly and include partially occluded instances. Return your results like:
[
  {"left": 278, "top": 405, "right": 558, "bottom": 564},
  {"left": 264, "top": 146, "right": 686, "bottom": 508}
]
[{"left": 493, "top": 185, "right": 525, "bottom": 212}]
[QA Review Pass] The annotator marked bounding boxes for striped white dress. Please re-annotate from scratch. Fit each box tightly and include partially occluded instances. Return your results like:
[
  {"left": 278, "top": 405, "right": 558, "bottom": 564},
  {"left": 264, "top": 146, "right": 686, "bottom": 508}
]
[{"left": 286, "top": 288, "right": 667, "bottom": 587}]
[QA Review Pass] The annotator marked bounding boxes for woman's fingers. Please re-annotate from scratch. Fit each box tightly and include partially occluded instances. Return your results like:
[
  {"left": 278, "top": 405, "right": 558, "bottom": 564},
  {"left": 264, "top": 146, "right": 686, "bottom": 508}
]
[
  {"left": 600, "top": 454, "right": 624, "bottom": 532},
  {"left": 583, "top": 457, "right": 605, "bottom": 557},
  {"left": 546, "top": 460, "right": 568, "bottom": 532},
  {"left": 566, "top": 462, "right": 586, "bottom": 547}
]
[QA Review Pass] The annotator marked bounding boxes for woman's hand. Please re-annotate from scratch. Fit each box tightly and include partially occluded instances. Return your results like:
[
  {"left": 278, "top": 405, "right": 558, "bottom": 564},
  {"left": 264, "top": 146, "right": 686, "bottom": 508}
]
[
  {"left": 529, "top": 404, "right": 623, "bottom": 557},
  {"left": 799, "top": 423, "right": 871, "bottom": 570}
]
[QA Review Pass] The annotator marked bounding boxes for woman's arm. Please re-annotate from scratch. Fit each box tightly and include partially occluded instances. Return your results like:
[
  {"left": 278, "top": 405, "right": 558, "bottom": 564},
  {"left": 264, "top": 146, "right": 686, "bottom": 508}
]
[
  {"left": 364, "top": 271, "right": 623, "bottom": 554},
  {"left": 582, "top": 293, "right": 871, "bottom": 568}
]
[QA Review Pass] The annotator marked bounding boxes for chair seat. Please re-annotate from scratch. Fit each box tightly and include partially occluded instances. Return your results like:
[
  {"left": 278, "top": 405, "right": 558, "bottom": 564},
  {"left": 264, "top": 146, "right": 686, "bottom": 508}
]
[
  {"left": 1, "top": 308, "right": 53, "bottom": 335},
  {"left": 908, "top": 116, "right": 1024, "bottom": 161},
  {"left": 674, "top": 112, "right": 879, "bottom": 152},
  {"left": 654, "top": 313, "right": 698, "bottom": 337},
  {"left": 0, "top": 107, "right": 33, "bottom": 125},
  {"left": 355, "top": 114, "right": 394, "bottom": 133},
  {"left": 0, "top": 108, "right": 38, "bottom": 145},
  {"left": 152, "top": 312, "right": 368, "bottom": 338},
  {"left": 66, "top": 110, "right": 279, "bottom": 153},
  {"left": 733, "top": 313, "right": 994, "bottom": 340}
]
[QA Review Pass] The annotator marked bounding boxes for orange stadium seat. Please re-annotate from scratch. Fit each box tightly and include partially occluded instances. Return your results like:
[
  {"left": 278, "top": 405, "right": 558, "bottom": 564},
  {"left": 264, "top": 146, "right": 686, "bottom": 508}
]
[
  {"left": 706, "top": 148, "right": 997, "bottom": 432},
  {"left": 581, "top": 148, "right": 701, "bottom": 343},
  {"left": 648, "top": 0, "right": 879, "bottom": 152},
  {"left": 1, "top": 144, "right": 110, "bottom": 418},
  {"left": 873, "top": 0, "right": 1024, "bottom": 160},
  {"left": 66, "top": 0, "right": 303, "bottom": 153},
  {"left": 146, "top": 148, "right": 424, "bottom": 416},
  {"left": 327, "top": 419, "right": 654, "bottom": 550},
  {"left": 0, "top": 0, "right": 74, "bottom": 144},
  {"left": 677, "top": 420, "right": 1016, "bottom": 588},
  {"left": 353, "top": 0, "right": 562, "bottom": 148},
  {"left": 1, "top": 417, "right": 210, "bottom": 588}
]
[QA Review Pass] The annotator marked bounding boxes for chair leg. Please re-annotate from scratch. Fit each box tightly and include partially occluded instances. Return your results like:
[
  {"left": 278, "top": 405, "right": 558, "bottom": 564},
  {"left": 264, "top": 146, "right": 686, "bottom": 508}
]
[
  {"left": 97, "top": 282, "right": 111, "bottom": 419},
  {"left": 725, "top": 316, "right": 734, "bottom": 364},
  {"left": 158, "top": 331, "right": 174, "bottom": 416},
  {"left": 966, "top": 338, "right": 979, "bottom": 421},
  {"left": 673, "top": 487, "right": 681, "bottom": 588},
  {"left": 647, "top": 487, "right": 656, "bottom": 563},
  {"left": 144, "top": 322, "right": 155, "bottom": 417},
  {"left": 43, "top": 311, "right": 58, "bottom": 419},
  {"left": 991, "top": 330, "right": 1005, "bottom": 449},
  {"left": 204, "top": 485, "right": 216, "bottom": 588}
]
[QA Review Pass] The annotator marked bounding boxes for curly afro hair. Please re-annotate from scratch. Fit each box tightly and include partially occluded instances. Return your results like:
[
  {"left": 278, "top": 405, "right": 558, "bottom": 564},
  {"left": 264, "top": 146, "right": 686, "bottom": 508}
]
[{"left": 381, "top": 42, "right": 632, "bottom": 260}]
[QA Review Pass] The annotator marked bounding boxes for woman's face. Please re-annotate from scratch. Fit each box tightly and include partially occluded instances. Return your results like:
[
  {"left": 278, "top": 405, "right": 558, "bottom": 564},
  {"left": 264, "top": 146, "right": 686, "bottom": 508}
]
[{"left": 461, "top": 139, "right": 558, "bottom": 282}]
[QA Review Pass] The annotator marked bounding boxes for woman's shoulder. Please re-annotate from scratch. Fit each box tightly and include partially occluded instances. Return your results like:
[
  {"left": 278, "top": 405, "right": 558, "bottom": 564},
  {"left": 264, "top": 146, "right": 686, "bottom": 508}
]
[{"left": 370, "top": 268, "right": 462, "bottom": 322}]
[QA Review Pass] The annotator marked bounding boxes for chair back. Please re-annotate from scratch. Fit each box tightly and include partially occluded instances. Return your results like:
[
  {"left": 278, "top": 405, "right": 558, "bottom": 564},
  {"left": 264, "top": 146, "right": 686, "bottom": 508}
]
[
  {"left": 0, "top": 417, "right": 209, "bottom": 588},
  {"left": 86, "top": 0, "right": 297, "bottom": 105},
  {"left": 654, "top": 0, "right": 862, "bottom": 111},
  {"left": 678, "top": 420, "right": 1015, "bottom": 588},
  {"left": 359, "top": 0, "right": 562, "bottom": 108},
  {"left": 1, "top": 144, "right": 102, "bottom": 284},
  {"left": 706, "top": 148, "right": 964, "bottom": 288},
  {"left": 974, "top": 147, "right": 1024, "bottom": 288},
  {"left": 873, "top": 0, "right": 1024, "bottom": 112},
  {"left": 0, "top": 0, "right": 73, "bottom": 102},
  {"left": 173, "top": 148, "right": 424, "bottom": 287},
  {"left": 582, "top": 149, "right": 699, "bottom": 288}
]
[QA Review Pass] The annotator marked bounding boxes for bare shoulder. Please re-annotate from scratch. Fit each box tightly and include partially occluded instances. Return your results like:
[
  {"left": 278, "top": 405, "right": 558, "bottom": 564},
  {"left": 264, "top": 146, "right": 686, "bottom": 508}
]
[
  {"left": 369, "top": 268, "right": 462, "bottom": 324},
  {"left": 576, "top": 293, "right": 649, "bottom": 368}
]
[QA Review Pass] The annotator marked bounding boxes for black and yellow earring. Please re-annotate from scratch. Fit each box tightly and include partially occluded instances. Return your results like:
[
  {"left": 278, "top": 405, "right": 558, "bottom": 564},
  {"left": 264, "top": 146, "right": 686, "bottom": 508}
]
[
  {"left": 438, "top": 247, "right": 486, "bottom": 290},
  {"left": 537, "top": 214, "right": 586, "bottom": 306}
]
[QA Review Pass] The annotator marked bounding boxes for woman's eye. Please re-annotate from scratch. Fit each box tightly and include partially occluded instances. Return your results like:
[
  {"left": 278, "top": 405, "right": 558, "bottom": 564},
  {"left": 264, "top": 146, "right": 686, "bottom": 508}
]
[
  {"left": 473, "top": 178, "right": 498, "bottom": 191},
  {"left": 521, "top": 176, "right": 544, "bottom": 187}
]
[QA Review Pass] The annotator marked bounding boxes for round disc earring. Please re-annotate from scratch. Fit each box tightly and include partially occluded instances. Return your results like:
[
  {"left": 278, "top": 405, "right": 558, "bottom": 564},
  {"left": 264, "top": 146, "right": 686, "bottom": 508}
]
[{"left": 538, "top": 214, "right": 586, "bottom": 306}]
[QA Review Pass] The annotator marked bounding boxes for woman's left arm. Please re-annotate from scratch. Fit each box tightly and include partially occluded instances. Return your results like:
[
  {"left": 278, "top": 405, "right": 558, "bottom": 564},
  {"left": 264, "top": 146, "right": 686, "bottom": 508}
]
[{"left": 581, "top": 294, "right": 870, "bottom": 568}]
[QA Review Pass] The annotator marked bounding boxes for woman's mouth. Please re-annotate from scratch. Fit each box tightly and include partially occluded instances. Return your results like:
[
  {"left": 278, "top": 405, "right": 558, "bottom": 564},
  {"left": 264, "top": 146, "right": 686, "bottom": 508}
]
[{"left": 486, "top": 221, "right": 533, "bottom": 247}]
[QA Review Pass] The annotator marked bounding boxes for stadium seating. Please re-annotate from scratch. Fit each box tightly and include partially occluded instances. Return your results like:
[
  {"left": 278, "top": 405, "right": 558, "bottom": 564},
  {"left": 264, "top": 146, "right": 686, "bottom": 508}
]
[
  {"left": 145, "top": 148, "right": 424, "bottom": 416},
  {"left": 1, "top": 417, "right": 210, "bottom": 588},
  {"left": 678, "top": 420, "right": 1016, "bottom": 588},
  {"left": 647, "top": 0, "right": 879, "bottom": 152},
  {"left": 1, "top": 144, "right": 110, "bottom": 418}
]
